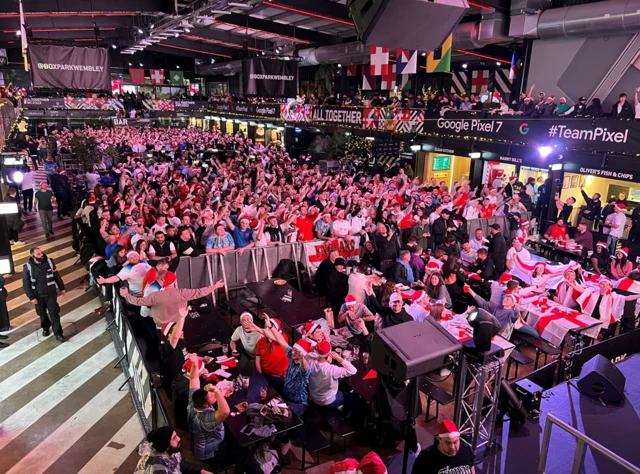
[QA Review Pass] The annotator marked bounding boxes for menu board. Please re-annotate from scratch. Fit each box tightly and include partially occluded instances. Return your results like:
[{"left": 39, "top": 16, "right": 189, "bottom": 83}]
[{"left": 432, "top": 155, "right": 451, "bottom": 171}]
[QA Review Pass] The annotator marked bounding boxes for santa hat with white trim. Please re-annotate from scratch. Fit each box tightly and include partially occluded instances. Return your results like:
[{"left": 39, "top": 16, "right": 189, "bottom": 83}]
[
  {"left": 596, "top": 241, "right": 607, "bottom": 249},
  {"left": 618, "top": 247, "right": 629, "bottom": 257},
  {"left": 345, "top": 294, "right": 357, "bottom": 306},
  {"left": 437, "top": 419, "right": 460, "bottom": 439},
  {"left": 301, "top": 321, "right": 318, "bottom": 336},
  {"left": 293, "top": 339, "right": 311, "bottom": 355},
  {"left": 161, "top": 321, "right": 175, "bottom": 341}
]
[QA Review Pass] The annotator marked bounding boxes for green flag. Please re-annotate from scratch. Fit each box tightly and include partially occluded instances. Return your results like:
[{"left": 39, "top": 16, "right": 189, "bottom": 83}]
[{"left": 169, "top": 70, "right": 184, "bottom": 85}]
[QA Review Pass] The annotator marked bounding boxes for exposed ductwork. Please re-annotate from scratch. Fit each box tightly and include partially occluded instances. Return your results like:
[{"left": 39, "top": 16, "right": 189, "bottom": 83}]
[
  {"left": 535, "top": 0, "right": 640, "bottom": 39},
  {"left": 198, "top": 0, "right": 640, "bottom": 76}
]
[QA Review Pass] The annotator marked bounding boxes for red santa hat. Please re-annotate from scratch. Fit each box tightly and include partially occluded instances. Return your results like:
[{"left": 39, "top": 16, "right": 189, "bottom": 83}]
[
  {"left": 520, "top": 219, "right": 529, "bottom": 226},
  {"left": 315, "top": 340, "right": 332, "bottom": 356},
  {"left": 358, "top": 452, "right": 388, "bottom": 474},
  {"left": 302, "top": 322, "right": 318, "bottom": 336},
  {"left": 596, "top": 241, "right": 608, "bottom": 249},
  {"left": 516, "top": 237, "right": 525, "bottom": 245},
  {"left": 161, "top": 322, "right": 175, "bottom": 339},
  {"left": 411, "top": 290, "right": 427, "bottom": 304},
  {"left": 250, "top": 219, "right": 260, "bottom": 229},
  {"left": 345, "top": 294, "right": 357, "bottom": 306},
  {"left": 239, "top": 215, "right": 251, "bottom": 224},
  {"left": 293, "top": 339, "right": 311, "bottom": 355},
  {"left": 270, "top": 318, "right": 282, "bottom": 333},
  {"left": 616, "top": 203, "right": 626, "bottom": 211},
  {"left": 504, "top": 289, "right": 519, "bottom": 303},
  {"left": 618, "top": 247, "right": 629, "bottom": 257},
  {"left": 240, "top": 312, "right": 253, "bottom": 322},
  {"left": 426, "top": 261, "right": 440, "bottom": 271},
  {"left": 509, "top": 176, "right": 516, "bottom": 182},
  {"left": 182, "top": 358, "right": 204, "bottom": 374},
  {"left": 88, "top": 196, "right": 97, "bottom": 204},
  {"left": 437, "top": 419, "right": 460, "bottom": 439},
  {"left": 499, "top": 272, "right": 512, "bottom": 284}
]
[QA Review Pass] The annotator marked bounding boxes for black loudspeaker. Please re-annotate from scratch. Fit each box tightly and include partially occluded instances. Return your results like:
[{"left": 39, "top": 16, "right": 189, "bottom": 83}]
[
  {"left": 371, "top": 319, "right": 462, "bottom": 380},
  {"left": 576, "top": 354, "right": 627, "bottom": 403},
  {"left": 348, "top": 0, "right": 468, "bottom": 52}
]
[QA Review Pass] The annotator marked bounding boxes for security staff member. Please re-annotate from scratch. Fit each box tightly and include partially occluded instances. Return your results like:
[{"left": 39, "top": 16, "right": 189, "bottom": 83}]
[{"left": 22, "top": 248, "right": 66, "bottom": 342}]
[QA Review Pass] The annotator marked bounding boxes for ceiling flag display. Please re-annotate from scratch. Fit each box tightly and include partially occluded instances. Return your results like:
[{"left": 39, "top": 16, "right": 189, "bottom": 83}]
[
  {"left": 129, "top": 68, "right": 145, "bottom": 84},
  {"left": 370, "top": 46, "right": 389, "bottom": 76},
  {"left": 169, "top": 70, "right": 184, "bottom": 85},
  {"left": 150, "top": 69, "right": 165, "bottom": 84}
]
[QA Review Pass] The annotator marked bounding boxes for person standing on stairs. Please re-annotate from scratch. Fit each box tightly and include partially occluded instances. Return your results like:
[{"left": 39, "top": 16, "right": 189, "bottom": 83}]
[
  {"left": 22, "top": 247, "right": 67, "bottom": 342},
  {"left": 21, "top": 166, "right": 34, "bottom": 214},
  {"left": 34, "top": 181, "right": 56, "bottom": 239}
]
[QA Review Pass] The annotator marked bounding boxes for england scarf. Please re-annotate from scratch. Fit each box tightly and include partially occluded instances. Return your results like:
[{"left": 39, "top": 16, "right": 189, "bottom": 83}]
[{"left": 576, "top": 288, "right": 625, "bottom": 330}]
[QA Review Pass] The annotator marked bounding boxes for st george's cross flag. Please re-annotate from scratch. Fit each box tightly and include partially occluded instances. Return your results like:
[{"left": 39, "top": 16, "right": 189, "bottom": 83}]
[
  {"left": 370, "top": 47, "right": 389, "bottom": 76},
  {"left": 150, "top": 69, "right": 165, "bottom": 85},
  {"left": 169, "top": 70, "right": 184, "bottom": 85},
  {"left": 381, "top": 63, "right": 396, "bottom": 90},
  {"left": 395, "top": 49, "right": 417, "bottom": 75}
]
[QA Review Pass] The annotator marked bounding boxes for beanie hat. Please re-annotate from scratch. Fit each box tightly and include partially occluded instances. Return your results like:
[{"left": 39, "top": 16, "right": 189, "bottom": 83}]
[
  {"left": 146, "top": 426, "right": 174, "bottom": 453},
  {"left": 437, "top": 419, "right": 460, "bottom": 439},
  {"left": 315, "top": 340, "right": 331, "bottom": 356},
  {"left": 345, "top": 294, "right": 357, "bottom": 306},
  {"left": 293, "top": 339, "right": 311, "bottom": 355}
]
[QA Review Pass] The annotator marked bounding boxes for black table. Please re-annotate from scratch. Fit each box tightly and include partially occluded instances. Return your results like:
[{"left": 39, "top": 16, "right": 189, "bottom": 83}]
[
  {"left": 183, "top": 297, "right": 234, "bottom": 349},
  {"left": 201, "top": 353, "right": 303, "bottom": 447},
  {"left": 528, "top": 235, "right": 588, "bottom": 262},
  {"left": 329, "top": 335, "right": 376, "bottom": 403},
  {"left": 246, "top": 280, "right": 326, "bottom": 339}
]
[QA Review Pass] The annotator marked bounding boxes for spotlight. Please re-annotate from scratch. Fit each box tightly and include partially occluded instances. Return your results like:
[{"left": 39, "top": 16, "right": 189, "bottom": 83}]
[
  {"left": 211, "top": 58, "right": 216, "bottom": 64},
  {"left": 16, "top": 30, "right": 21, "bottom": 36},
  {"left": 467, "top": 308, "right": 501, "bottom": 352},
  {"left": 111, "top": 44, "right": 117, "bottom": 49},
  {"left": 421, "top": 52, "right": 426, "bottom": 57},
  {"left": 139, "top": 63, "right": 143, "bottom": 67},
  {"left": 176, "top": 65, "right": 180, "bottom": 69},
  {"left": 150, "top": 24, "right": 155, "bottom": 29},
  {"left": 12, "top": 171, "right": 24, "bottom": 184},
  {"left": 539, "top": 146, "right": 552, "bottom": 158},
  {"left": 462, "top": 63, "right": 468, "bottom": 69},
  {"left": 128, "top": 62, "right": 132, "bottom": 66},
  {"left": 174, "top": 32, "right": 180, "bottom": 37},
  {"left": 137, "top": 28, "right": 144, "bottom": 34},
  {"left": 184, "top": 28, "right": 190, "bottom": 33},
  {"left": 496, "top": 61, "right": 501, "bottom": 66}
]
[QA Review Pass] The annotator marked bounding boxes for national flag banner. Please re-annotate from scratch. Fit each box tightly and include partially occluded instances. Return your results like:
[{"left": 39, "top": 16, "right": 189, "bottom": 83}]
[
  {"left": 304, "top": 240, "right": 359, "bottom": 272},
  {"left": 509, "top": 50, "right": 519, "bottom": 81},
  {"left": 346, "top": 65, "right": 358, "bottom": 77},
  {"left": 381, "top": 63, "right": 396, "bottom": 90},
  {"left": 471, "top": 70, "right": 490, "bottom": 94},
  {"left": 426, "top": 34, "right": 452, "bottom": 73},
  {"left": 150, "top": 69, "right": 165, "bottom": 84},
  {"left": 129, "top": 68, "right": 145, "bottom": 84},
  {"left": 169, "top": 70, "right": 184, "bottom": 85},
  {"left": 370, "top": 46, "right": 389, "bottom": 76},
  {"left": 362, "top": 68, "right": 379, "bottom": 90},
  {"left": 395, "top": 49, "right": 417, "bottom": 75},
  {"left": 396, "top": 71, "right": 411, "bottom": 91},
  {"left": 189, "top": 83, "right": 199, "bottom": 94}
]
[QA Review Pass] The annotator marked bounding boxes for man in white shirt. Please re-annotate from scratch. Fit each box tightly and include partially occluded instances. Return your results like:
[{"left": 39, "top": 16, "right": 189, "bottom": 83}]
[
  {"left": 150, "top": 215, "right": 168, "bottom": 235},
  {"left": 406, "top": 290, "right": 429, "bottom": 322},
  {"left": 348, "top": 262, "right": 369, "bottom": 304},
  {"left": 307, "top": 340, "right": 358, "bottom": 415},
  {"left": 460, "top": 241, "right": 478, "bottom": 270},
  {"left": 603, "top": 203, "right": 628, "bottom": 254},
  {"left": 469, "top": 228, "right": 489, "bottom": 252},
  {"left": 96, "top": 251, "right": 151, "bottom": 296},
  {"left": 506, "top": 237, "right": 531, "bottom": 271}
]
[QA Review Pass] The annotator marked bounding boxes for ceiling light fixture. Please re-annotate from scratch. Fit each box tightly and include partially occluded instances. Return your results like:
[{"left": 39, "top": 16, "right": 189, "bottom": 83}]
[
  {"left": 137, "top": 28, "right": 143, "bottom": 34},
  {"left": 111, "top": 44, "right": 117, "bottom": 49}
]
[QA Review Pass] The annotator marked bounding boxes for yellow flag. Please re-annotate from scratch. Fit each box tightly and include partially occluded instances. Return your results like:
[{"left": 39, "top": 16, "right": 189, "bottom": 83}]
[{"left": 426, "top": 34, "right": 452, "bottom": 73}]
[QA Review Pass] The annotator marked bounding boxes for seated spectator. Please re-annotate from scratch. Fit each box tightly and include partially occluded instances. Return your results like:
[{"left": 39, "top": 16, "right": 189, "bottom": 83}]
[
  {"left": 406, "top": 290, "right": 429, "bottom": 322},
  {"left": 338, "top": 294, "right": 375, "bottom": 336},
  {"left": 308, "top": 340, "right": 358, "bottom": 415},
  {"left": 553, "top": 269, "right": 583, "bottom": 309},
  {"left": 544, "top": 218, "right": 568, "bottom": 240},
  {"left": 230, "top": 312, "right": 265, "bottom": 359},
  {"left": 425, "top": 272, "right": 452, "bottom": 309},
  {"left": 570, "top": 222, "right": 593, "bottom": 251},
  {"left": 611, "top": 248, "right": 633, "bottom": 279},
  {"left": 136, "top": 425, "right": 213, "bottom": 474},
  {"left": 590, "top": 242, "right": 610, "bottom": 275},
  {"left": 390, "top": 250, "right": 419, "bottom": 288},
  {"left": 466, "top": 285, "right": 519, "bottom": 339}
]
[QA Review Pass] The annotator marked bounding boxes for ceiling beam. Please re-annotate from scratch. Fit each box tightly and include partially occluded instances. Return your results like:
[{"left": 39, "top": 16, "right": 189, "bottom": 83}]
[
  {"left": 186, "top": 26, "right": 269, "bottom": 50},
  {"left": 0, "top": 1, "right": 173, "bottom": 15},
  {"left": 156, "top": 37, "right": 237, "bottom": 58},
  {"left": 147, "top": 43, "right": 228, "bottom": 60},
  {"left": 261, "top": 0, "right": 353, "bottom": 26},
  {"left": 215, "top": 12, "right": 339, "bottom": 44}
]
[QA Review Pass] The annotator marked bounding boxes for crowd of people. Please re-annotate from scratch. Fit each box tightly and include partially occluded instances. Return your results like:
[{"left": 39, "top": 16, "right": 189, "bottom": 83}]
[{"left": 7, "top": 121, "right": 640, "bottom": 474}]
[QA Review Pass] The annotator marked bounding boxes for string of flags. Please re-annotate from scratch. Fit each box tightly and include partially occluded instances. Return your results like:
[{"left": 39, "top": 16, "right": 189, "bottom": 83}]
[{"left": 128, "top": 68, "right": 185, "bottom": 86}]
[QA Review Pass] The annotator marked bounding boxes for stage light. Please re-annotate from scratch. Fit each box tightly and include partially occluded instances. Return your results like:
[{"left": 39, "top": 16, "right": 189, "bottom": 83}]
[
  {"left": 184, "top": 28, "right": 190, "bottom": 33},
  {"left": 211, "top": 58, "right": 215, "bottom": 64},
  {"left": 12, "top": 171, "right": 23, "bottom": 184},
  {"left": 128, "top": 62, "right": 132, "bottom": 66},
  {"left": 139, "top": 63, "right": 143, "bottom": 67},
  {"left": 410, "top": 145, "right": 420, "bottom": 151},
  {"left": 462, "top": 63, "right": 467, "bottom": 68},
  {"left": 174, "top": 32, "right": 179, "bottom": 37},
  {"left": 337, "top": 63, "right": 342, "bottom": 68},
  {"left": 467, "top": 308, "right": 501, "bottom": 352},
  {"left": 539, "top": 146, "right": 552, "bottom": 158},
  {"left": 176, "top": 65, "right": 180, "bottom": 69},
  {"left": 365, "top": 137, "right": 375, "bottom": 141}
]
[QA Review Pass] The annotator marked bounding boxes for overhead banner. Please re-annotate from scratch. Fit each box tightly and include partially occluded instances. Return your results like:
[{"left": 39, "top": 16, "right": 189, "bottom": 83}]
[
  {"left": 244, "top": 58, "right": 298, "bottom": 98},
  {"left": 303, "top": 239, "right": 360, "bottom": 272},
  {"left": 311, "top": 107, "right": 363, "bottom": 127},
  {"left": 23, "top": 97, "right": 65, "bottom": 109},
  {"left": 211, "top": 102, "right": 280, "bottom": 118},
  {"left": 29, "top": 45, "right": 110, "bottom": 90}
]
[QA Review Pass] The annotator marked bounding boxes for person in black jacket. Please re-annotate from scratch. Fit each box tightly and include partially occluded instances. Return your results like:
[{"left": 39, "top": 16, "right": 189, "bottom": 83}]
[
  {"left": 315, "top": 249, "right": 339, "bottom": 295},
  {"left": 0, "top": 275, "right": 9, "bottom": 347},
  {"left": 4, "top": 186, "right": 23, "bottom": 243},
  {"left": 432, "top": 208, "right": 452, "bottom": 248},
  {"left": 390, "top": 250, "right": 419, "bottom": 287},
  {"left": 374, "top": 223, "right": 400, "bottom": 275},
  {"left": 611, "top": 93, "right": 634, "bottom": 119},
  {"left": 325, "top": 258, "right": 349, "bottom": 312},
  {"left": 487, "top": 224, "right": 507, "bottom": 275},
  {"left": 22, "top": 248, "right": 66, "bottom": 341},
  {"left": 579, "top": 183, "right": 601, "bottom": 230},
  {"left": 49, "top": 171, "right": 73, "bottom": 218}
]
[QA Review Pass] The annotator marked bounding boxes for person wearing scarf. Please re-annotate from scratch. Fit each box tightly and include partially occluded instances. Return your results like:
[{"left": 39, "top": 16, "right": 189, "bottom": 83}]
[
  {"left": 571, "top": 278, "right": 640, "bottom": 337},
  {"left": 553, "top": 269, "right": 583, "bottom": 309}
]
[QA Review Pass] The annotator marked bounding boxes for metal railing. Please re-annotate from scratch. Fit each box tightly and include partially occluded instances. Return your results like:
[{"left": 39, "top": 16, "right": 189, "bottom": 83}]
[{"left": 538, "top": 414, "right": 640, "bottom": 474}]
